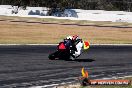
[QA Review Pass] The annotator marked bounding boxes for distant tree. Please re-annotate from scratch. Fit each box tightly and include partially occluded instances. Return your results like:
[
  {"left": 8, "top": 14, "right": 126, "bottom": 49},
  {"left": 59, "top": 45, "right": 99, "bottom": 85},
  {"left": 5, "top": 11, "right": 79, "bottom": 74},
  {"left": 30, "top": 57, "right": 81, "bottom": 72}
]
[{"left": 1, "top": 0, "right": 132, "bottom": 12}]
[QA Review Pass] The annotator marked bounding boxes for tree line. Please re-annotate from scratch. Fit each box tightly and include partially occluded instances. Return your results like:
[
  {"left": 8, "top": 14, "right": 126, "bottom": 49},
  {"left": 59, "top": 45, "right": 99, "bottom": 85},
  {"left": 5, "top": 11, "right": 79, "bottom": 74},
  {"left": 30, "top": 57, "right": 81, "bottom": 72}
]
[{"left": 0, "top": 0, "right": 132, "bottom": 14}]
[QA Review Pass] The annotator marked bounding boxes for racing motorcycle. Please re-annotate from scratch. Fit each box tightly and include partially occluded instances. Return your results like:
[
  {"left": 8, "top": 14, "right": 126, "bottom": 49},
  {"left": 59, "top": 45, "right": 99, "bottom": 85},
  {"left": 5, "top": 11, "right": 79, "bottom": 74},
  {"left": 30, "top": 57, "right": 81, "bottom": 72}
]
[{"left": 48, "top": 39, "right": 89, "bottom": 60}]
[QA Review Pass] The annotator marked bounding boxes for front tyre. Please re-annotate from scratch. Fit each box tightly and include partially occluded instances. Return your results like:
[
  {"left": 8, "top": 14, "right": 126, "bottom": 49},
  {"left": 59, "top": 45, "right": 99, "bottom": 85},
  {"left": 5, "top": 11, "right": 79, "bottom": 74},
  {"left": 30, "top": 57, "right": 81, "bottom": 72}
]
[
  {"left": 48, "top": 51, "right": 60, "bottom": 60},
  {"left": 48, "top": 53, "right": 56, "bottom": 60}
]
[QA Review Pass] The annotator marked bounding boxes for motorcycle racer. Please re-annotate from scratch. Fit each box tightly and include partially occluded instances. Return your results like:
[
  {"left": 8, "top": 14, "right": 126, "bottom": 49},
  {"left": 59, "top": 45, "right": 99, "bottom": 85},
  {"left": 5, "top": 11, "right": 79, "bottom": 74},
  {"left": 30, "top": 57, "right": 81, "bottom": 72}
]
[
  {"left": 71, "top": 35, "right": 83, "bottom": 58},
  {"left": 65, "top": 35, "right": 83, "bottom": 59},
  {"left": 48, "top": 35, "right": 89, "bottom": 60}
]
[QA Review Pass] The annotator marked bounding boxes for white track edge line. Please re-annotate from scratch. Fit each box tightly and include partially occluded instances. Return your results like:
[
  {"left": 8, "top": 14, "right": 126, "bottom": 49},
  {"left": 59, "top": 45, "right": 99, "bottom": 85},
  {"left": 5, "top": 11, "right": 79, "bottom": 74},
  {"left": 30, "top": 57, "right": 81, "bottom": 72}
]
[{"left": 0, "top": 44, "right": 132, "bottom": 46}]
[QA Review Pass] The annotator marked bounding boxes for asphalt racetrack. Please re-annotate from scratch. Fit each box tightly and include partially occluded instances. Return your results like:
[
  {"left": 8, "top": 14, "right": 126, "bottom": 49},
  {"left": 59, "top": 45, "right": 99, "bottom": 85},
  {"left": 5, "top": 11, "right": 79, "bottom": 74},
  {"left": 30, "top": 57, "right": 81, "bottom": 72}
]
[{"left": 0, "top": 45, "right": 132, "bottom": 88}]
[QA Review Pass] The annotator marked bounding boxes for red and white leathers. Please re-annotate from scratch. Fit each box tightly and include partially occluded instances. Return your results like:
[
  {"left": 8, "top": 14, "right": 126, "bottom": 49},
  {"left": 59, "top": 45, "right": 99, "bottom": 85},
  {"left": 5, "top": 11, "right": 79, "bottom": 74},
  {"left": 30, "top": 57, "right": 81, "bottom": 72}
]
[
  {"left": 72, "top": 35, "right": 83, "bottom": 58},
  {"left": 65, "top": 35, "right": 83, "bottom": 58},
  {"left": 73, "top": 39, "right": 83, "bottom": 58}
]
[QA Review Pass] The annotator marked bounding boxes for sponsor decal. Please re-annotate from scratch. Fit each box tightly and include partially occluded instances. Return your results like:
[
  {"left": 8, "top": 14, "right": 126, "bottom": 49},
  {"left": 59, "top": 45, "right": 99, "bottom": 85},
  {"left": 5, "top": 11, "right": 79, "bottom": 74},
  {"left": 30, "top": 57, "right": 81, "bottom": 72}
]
[{"left": 83, "top": 41, "right": 90, "bottom": 50}]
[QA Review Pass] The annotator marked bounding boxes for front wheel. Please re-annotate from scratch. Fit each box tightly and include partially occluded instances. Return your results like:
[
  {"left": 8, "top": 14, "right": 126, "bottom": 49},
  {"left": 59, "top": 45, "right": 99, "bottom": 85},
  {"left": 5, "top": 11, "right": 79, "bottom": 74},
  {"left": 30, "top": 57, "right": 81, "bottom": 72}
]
[
  {"left": 48, "top": 51, "right": 60, "bottom": 60},
  {"left": 48, "top": 53, "right": 55, "bottom": 60}
]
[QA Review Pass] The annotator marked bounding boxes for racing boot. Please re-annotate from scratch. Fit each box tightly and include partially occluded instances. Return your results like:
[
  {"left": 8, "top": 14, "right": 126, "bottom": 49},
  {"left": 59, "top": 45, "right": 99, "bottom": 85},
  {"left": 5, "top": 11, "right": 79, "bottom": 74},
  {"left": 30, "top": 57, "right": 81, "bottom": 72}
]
[{"left": 70, "top": 54, "right": 76, "bottom": 60}]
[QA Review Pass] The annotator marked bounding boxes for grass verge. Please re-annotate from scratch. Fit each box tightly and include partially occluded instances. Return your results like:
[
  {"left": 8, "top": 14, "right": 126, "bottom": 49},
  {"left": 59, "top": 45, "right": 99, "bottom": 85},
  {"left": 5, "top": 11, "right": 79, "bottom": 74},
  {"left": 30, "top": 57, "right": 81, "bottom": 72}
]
[{"left": 0, "top": 16, "right": 132, "bottom": 44}]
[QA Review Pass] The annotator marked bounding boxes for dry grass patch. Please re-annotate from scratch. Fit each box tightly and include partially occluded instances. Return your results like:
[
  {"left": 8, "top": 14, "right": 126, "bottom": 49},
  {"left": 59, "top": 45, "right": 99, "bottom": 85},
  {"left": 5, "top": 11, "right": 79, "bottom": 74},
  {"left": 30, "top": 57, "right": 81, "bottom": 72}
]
[{"left": 0, "top": 20, "right": 132, "bottom": 44}]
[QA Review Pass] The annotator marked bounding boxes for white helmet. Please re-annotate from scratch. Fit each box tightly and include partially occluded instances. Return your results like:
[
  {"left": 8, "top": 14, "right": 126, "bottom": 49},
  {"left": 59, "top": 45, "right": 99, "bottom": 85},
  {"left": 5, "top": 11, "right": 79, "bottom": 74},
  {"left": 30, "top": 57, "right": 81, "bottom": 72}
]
[{"left": 66, "top": 36, "right": 72, "bottom": 40}]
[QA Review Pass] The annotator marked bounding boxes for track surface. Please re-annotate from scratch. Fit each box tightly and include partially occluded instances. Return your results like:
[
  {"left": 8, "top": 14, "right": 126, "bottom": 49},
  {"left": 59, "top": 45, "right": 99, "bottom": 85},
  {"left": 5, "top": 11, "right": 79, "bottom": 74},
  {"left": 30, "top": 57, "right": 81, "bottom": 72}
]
[{"left": 0, "top": 45, "right": 132, "bottom": 88}]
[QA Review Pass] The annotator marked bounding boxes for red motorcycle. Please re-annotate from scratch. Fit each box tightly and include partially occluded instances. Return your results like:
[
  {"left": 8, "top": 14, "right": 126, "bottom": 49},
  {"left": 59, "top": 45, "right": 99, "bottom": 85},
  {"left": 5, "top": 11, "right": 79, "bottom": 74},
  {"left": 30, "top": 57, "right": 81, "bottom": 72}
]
[
  {"left": 48, "top": 40, "right": 76, "bottom": 60},
  {"left": 48, "top": 39, "right": 89, "bottom": 60}
]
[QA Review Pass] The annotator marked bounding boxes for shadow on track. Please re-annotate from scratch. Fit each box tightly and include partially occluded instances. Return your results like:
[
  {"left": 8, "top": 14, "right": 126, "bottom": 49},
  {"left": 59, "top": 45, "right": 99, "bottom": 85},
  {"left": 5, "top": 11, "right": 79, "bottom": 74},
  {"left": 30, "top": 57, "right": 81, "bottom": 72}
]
[
  {"left": 73, "top": 58, "right": 95, "bottom": 62},
  {"left": 51, "top": 58, "right": 95, "bottom": 62},
  {"left": 74, "top": 59, "right": 95, "bottom": 62},
  {"left": 48, "top": 58, "right": 95, "bottom": 62}
]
